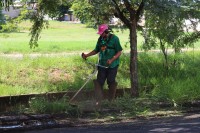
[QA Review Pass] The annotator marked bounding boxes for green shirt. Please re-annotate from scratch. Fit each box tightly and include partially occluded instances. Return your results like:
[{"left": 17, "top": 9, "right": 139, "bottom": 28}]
[{"left": 94, "top": 34, "right": 123, "bottom": 68}]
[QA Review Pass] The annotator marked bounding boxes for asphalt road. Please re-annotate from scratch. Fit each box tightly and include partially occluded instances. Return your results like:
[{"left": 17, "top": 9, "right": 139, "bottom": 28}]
[{"left": 23, "top": 113, "right": 200, "bottom": 133}]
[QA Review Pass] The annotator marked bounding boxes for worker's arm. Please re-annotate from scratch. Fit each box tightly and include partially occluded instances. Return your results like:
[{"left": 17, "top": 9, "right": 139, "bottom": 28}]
[
  {"left": 82, "top": 50, "right": 98, "bottom": 60},
  {"left": 107, "top": 51, "right": 122, "bottom": 65}
]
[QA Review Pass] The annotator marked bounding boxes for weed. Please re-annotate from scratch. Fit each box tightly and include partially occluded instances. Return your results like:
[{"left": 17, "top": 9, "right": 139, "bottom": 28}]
[{"left": 28, "top": 96, "right": 80, "bottom": 117}]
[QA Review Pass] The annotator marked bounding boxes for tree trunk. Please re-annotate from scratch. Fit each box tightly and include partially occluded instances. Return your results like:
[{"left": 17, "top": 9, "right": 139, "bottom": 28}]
[
  {"left": 160, "top": 39, "right": 168, "bottom": 70},
  {"left": 130, "top": 19, "right": 139, "bottom": 97}
]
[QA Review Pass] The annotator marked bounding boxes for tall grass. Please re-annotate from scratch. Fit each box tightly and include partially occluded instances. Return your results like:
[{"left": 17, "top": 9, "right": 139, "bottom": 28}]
[
  {"left": 137, "top": 51, "right": 200, "bottom": 104},
  {"left": 0, "top": 55, "right": 96, "bottom": 95},
  {"left": 1, "top": 51, "right": 200, "bottom": 106}
]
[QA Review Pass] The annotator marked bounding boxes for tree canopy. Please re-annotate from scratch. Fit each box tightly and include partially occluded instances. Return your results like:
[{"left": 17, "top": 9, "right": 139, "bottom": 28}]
[{"left": 143, "top": 0, "right": 200, "bottom": 68}]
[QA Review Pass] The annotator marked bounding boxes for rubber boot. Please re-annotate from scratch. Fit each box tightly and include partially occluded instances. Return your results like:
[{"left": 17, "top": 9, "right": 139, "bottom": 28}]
[
  {"left": 93, "top": 80, "right": 103, "bottom": 105},
  {"left": 108, "top": 82, "right": 117, "bottom": 101}
]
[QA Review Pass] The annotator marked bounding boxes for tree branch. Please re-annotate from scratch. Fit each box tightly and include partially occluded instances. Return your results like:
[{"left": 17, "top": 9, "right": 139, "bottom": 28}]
[
  {"left": 111, "top": 0, "right": 131, "bottom": 28},
  {"left": 136, "top": 0, "right": 145, "bottom": 22},
  {"left": 123, "top": 0, "right": 133, "bottom": 13}
]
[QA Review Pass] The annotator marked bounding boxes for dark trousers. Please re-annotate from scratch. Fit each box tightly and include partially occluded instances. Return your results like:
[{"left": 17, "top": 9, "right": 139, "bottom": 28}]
[{"left": 97, "top": 66, "right": 118, "bottom": 87}]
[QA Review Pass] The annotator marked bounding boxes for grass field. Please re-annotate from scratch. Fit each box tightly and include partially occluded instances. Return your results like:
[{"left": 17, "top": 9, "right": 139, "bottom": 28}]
[
  {"left": 1, "top": 20, "right": 199, "bottom": 54},
  {"left": 0, "top": 21, "right": 143, "bottom": 53}
]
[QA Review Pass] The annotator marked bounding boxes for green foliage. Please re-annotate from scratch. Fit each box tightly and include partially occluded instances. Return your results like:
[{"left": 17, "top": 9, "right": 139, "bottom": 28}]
[
  {"left": 1, "top": 0, "right": 73, "bottom": 48},
  {"left": 0, "top": 17, "right": 20, "bottom": 32},
  {"left": 0, "top": 0, "right": 13, "bottom": 10},
  {"left": 138, "top": 51, "right": 200, "bottom": 105},
  {"left": 0, "top": 4, "right": 29, "bottom": 33},
  {"left": 114, "top": 93, "right": 138, "bottom": 113},
  {"left": 29, "top": 12, "right": 49, "bottom": 48},
  {"left": 72, "top": 0, "right": 94, "bottom": 24},
  {"left": 37, "top": 0, "right": 61, "bottom": 18},
  {"left": 1, "top": 51, "right": 200, "bottom": 109},
  {"left": 57, "top": 1, "right": 73, "bottom": 20},
  {"left": 71, "top": 0, "right": 200, "bottom": 96},
  {"left": 29, "top": 0, "right": 73, "bottom": 48},
  {"left": 29, "top": 96, "right": 80, "bottom": 116},
  {"left": 143, "top": 0, "right": 200, "bottom": 66},
  {"left": 101, "top": 93, "right": 151, "bottom": 116},
  {"left": 72, "top": 0, "right": 115, "bottom": 26},
  {"left": 0, "top": 7, "right": 4, "bottom": 30}
]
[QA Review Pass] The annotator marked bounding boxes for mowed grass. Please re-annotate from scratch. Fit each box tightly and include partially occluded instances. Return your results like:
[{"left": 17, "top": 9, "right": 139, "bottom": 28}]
[
  {"left": 1, "top": 20, "right": 198, "bottom": 53},
  {"left": 0, "top": 21, "right": 136, "bottom": 53}
]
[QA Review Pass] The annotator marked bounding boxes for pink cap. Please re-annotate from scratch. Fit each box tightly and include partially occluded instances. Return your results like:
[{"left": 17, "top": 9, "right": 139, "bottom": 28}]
[{"left": 97, "top": 24, "right": 108, "bottom": 35}]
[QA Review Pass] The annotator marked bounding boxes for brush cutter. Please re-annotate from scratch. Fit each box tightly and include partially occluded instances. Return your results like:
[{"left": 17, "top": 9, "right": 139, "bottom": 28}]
[{"left": 68, "top": 54, "right": 108, "bottom": 104}]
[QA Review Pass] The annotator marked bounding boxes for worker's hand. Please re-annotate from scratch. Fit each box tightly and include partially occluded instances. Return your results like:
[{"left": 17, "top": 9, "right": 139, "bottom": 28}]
[
  {"left": 107, "top": 56, "right": 116, "bottom": 65},
  {"left": 107, "top": 59, "right": 113, "bottom": 65},
  {"left": 82, "top": 53, "right": 87, "bottom": 60}
]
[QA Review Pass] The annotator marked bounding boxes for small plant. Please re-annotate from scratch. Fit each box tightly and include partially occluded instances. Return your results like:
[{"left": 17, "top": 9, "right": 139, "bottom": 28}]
[
  {"left": 101, "top": 93, "right": 151, "bottom": 117},
  {"left": 28, "top": 96, "right": 80, "bottom": 117}
]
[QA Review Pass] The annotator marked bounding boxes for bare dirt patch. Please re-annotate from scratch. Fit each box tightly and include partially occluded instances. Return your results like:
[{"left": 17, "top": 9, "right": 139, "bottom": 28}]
[{"left": 48, "top": 68, "right": 73, "bottom": 84}]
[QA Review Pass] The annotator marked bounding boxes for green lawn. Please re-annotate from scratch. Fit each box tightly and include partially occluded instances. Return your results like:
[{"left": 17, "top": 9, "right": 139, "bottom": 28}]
[
  {"left": 0, "top": 21, "right": 137, "bottom": 53},
  {"left": 1, "top": 20, "right": 199, "bottom": 53}
]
